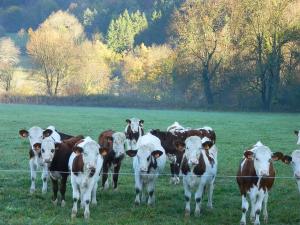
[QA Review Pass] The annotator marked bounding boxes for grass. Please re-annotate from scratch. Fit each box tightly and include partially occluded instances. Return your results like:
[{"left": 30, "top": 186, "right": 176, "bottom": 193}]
[{"left": 0, "top": 103, "right": 300, "bottom": 225}]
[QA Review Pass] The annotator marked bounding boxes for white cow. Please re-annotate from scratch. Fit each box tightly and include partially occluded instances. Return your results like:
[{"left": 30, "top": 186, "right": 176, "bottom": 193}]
[
  {"left": 294, "top": 130, "right": 300, "bottom": 145},
  {"left": 19, "top": 125, "right": 59, "bottom": 193},
  {"left": 181, "top": 136, "right": 217, "bottom": 217},
  {"left": 69, "top": 137, "right": 104, "bottom": 219},
  {"left": 282, "top": 150, "right": 300, "bottom": 193},
  {"left": 126, "top": 133, "right": 166, "bottom": 205}
]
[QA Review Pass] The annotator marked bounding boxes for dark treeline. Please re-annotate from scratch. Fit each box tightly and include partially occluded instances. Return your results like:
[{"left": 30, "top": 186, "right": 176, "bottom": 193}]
[{"left": 0, "top": 0, "right": 299, "bottom": 111}]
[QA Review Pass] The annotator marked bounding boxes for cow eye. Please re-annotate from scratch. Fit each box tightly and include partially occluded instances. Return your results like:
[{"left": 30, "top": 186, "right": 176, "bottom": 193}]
[
  {"left": 42, "top": 149, "right": 45, "bottom": 153},
  {"left": 51, "top": 149, "right": 54, "bottom": 153},
  {"left": 147, "top": 156, "right": 150, "bottom": 161}
]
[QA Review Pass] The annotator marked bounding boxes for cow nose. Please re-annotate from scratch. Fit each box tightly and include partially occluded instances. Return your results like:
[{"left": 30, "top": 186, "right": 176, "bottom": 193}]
[
  {"left": 140, "top": 167, "right": 148, "bottom": 172},
  {"left": 260, "top": 170, "right": 269, "bottom": 176},
  {"left": 44, "top": 159, "right": 51, "bottom": 163},
  {"left": 189, "top": 159, "right": 199, "bottom": 165}
]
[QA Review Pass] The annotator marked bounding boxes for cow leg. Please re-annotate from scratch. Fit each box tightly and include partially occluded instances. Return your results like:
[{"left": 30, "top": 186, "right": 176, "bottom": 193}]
[
  {"left": 169, "top": 163, "right": 176, "bottom": 184},
  {"left": 249, "top": 188, "right": 257, "bottom": 222},
  {"left": 297, "top": 180, "right": 300, "bottom": 193},
  {"left": 83, "top": 183, "right": 94, "bottom": 220},
  {"left": 253, "top": 190, "right": 265, "bottom": 225},
  {"left": 91, "top": 180, "right": 98, "bottom": 205},
  {"left": 29, "top": 158, "right": 37, "bottom": 193},
  {"left": 134, "top": 173, "right": 142, "bottom": 205},
  {"left": 51, "top": 178, "right": 58, "bottom": 205},
  {"left": 147, "top": 180, "right": 155, "bottom": 206},
  {"left": 240, "top": 195, "right": 249, "bottom": 225},
  {"left": 183, "top": 177, "right": 191, "bottom": 217},
  {"left": 194, "top": 180, "right": 206, "bottom": 217},
  {"left": 263, "top": 191, "right": 268, "bottom": 224},
  {"left": 207, "top": 179, "right": 215, "bottom": 209},
  {"left": 41, "top": 165, "right": 48, "bottom": 194},
  {"left": 174, "top": 164, "right": 180, "bottom": 185},
  {"left": 113, "top": 163, "right": 121, "bottom": 190},
  {"left": 102, "top": 164, "right": 109, "bottom": 190},
  {"left": 60, "top": 175, "right": 68, "bottom": 207},
  {"left": 71, "top": 182, "right": 80, "bottom": 219}
]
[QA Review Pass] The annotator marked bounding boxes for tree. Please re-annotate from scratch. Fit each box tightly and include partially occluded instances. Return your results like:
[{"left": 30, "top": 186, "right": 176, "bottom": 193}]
[
  {"left": 107, "top": 10, "right": 148, "bottom": 53},
  {"left": 27, "top": 10, "right": 84, "bottom": 96},
  {"left": 0, "top": 37, "right": 20, "bottom": 92},
  {"left": 171, "top": 0, "right": 231, "bottom": 105},
  {"left": 231, "top": 0, "right": 300, "bottom": 110}
]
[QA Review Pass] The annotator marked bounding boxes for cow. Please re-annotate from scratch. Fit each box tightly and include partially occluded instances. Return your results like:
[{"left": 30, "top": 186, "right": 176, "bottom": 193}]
[
  {"left": 124, "top": 118, "right": 144, "bottom": 151},
  {"left": 294, "top": 130, "right": 300, "bottom": 145},
  {"left": 126, "top": 133, "right": 166, "bottom": 205},
  {"left": 18, "top": 125, "right": 70, "bottom": 193},
  {"left": 69, "top": 137, "right": 105, "bottom": 219},
  {"left": 41, "top": 130, "right": 83, "bottom": 207},
  {"left": 281, "top": 150, "right": 300, "bottom": 193},
  {"left": 150, "top": 125, "right": 216, "bottom": 185},
  {"left": 236, "top": 141, "right": 284, "bottom": 225},
  {"left": 98, "top": 130, "right": 126, "bottom": 190},
  {"left": 180, "top": 136, "right": 217, "bottom": 217}
]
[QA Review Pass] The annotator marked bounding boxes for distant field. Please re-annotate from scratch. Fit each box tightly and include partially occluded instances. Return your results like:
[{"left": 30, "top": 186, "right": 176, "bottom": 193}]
[{"left": 0, "top": 104, "right": 299, "bottom": 225}]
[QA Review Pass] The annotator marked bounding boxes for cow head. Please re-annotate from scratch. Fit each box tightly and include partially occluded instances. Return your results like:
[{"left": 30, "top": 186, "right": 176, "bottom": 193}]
[
  {"left": 244, "top": 141, "right": 283, "bottom": 177},
  {"left": 74, "top": 137, "right": 101, "bottom": 177},
  {"left": 282, "top": 150, "right": 300, "bottom": 180},
  {"left": 184, "top": 136, "right": 203, "bottom": 166},
  {"left": 125, "top": 118, "right": 144, "bottom": 150},
  {"left": 112, "top": 132, "right": 126, "bottom": 158},
  {"left": 126, "top": 143, "right": 163, "bottom": 173},
  {"left": 41, "top": 137, "right": 59, "bottom": 164},
  {"left": 19, "top": 126, "right": 44, "bottom": 152},
  {"left": 294, "top": 130, "right": 300, "bottom": 145}
]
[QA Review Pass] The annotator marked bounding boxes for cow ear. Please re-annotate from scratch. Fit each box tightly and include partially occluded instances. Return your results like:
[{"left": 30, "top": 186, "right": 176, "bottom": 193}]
[
  {"left": 202, "top": 141, "right": 213, "bottom": 150},
  {"left": 272, "top": 152, "right": 284, "bottom": 161},
  {"left": 107, "top": 136, "right": 113, "bottom": 143},
  {"left": 126, "top": 119, "right": 131, "bottom": 124},
  {"left": 139, "top": 120, "right": 144, "bottom": 125},
  {"left": 99, "top": 147, "right": 109, "bottom": 156},
  {"left": 282, "top": 155, "right": 292, "bottom": 164},
  {"left": 73, "top": 146, "right": 83, "bottom": 154},
  {"left": 126, "top": 150, "right": 137, "bottom": 157},
  {"left": 43, "top": 129, "right": 53, "bottom": 138},
  {"left": 151, "top": 150, "right": 163, "bottom": 158},
  {"left": 244, "top": 150, "right": 254, "bottom": 159},
  {"left": 174, "top": 140, "right": 185, "bottom": 152},
  {"left": 19, "top": 129, "right": 29, "bottom": 138},
  {"left": 294, "top": 130, "right": 299, "bottom": 136}
]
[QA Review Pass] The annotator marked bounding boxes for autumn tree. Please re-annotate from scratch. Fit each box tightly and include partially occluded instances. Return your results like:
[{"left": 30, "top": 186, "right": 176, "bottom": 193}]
[
  {"left": 0, "top": 38, "right": 20, "bottom": 92},
  {"left": 27, "top": 10, "right": 84, "bottom": 96},
  {"left": 107, "top": 10, "right": 148, "bottom": 53},
  {"left": 171, "top": 0, "right": 231, "bottom": 105},
  {"left": 231, "top": 0, "right": 300, "bottom": 110}
]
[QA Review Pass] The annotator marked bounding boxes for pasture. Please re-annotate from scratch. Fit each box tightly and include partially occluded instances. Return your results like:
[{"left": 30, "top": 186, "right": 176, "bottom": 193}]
[{"left": 0, "top": 103, "right": 299, "bottom": 225}]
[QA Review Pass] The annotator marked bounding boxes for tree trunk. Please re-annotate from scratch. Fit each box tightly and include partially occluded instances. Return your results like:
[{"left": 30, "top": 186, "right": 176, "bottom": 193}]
[{"left": 202, "top": 65, "right": 214, "bottom": 105}]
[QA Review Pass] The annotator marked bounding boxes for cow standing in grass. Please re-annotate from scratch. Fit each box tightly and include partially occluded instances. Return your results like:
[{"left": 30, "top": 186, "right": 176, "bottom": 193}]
[
  {"left": 98, "top": 130, "right": 126, "bottom": 190},
  {"left": 41, "top": 129, "right": 83, "bottom": 207},
  {"left": 294, "top": 130, "right": 300, "bottom": 145},
  {"left": 19, "top": 125, "right": 70, "bottom": 194},
  {"left": 281, "top": 150, "right": 300, "bottom": 193},
  {"left": 69, "top": 137, "right": 105, "bottom": 219},
  {"left": 236, "top": 141, "right": 284, "bottom": 225},
  {"left": 126, "top": 133, "right": 166, "bottom": 205},
  {"left": 180, "top": 136, "right": 217, "bottom": 217}
]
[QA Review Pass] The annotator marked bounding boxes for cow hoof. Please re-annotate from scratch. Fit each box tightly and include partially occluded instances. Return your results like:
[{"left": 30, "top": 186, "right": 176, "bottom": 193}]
[
  {"left": 84, "top": 211, "right": 90, "bottom": 220},
  {"left": 61, "top": 200, "right": 66, "bottom": 207},
  {"left": 194, "top": 210, "right": 201, "bottom": 217},
  {"left": 207, "top": 203, "right": 213, "bottom": 209},
  {"left": 71, "top": 211, "right": 77, "bottom": 219},
  {"left": 113, "top": 187, "right": 118, "bottom": 192},
  {"left": 52, "top": 199, "right": 58, "bottom": 206},
  {"left": 184, "top": 210, "right": 190, "bottom": 217},
  {"left": 250, "top": 216, "right": 255, "bottom": 223},
  {"left": 91, "top": 200, "right": 97, "bottom": 206},
  {"left": 42, "top": 188, "right": 47, "bottom": 194},
  {"left": 264, "top": 215, "right": 268, "bottom": 224},
  {"left": 240, "top": 221, "right": 246, "bottom": 225},
  {"left": 30, "top": 188, "right": 35, "bottom": 194},
  {"left": 175, "top": 177, "right": 180, "bottom": 185},
  {"left": 254, "top": 222, "right": 260, "bottom": 225}
]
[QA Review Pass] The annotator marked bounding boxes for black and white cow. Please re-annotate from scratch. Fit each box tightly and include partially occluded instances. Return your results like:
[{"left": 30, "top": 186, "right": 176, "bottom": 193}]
[
  {"left": 125, "top": 118, "right": 144, "bottom": 151},
  {"left": 180, "top": 136, "right": 217, "bottom": 217},
  {"left": 126, "top": 133, "right": 166, "bottom": 205}
]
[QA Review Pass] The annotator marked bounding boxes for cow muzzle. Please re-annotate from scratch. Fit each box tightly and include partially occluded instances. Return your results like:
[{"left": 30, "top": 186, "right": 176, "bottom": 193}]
[
  {"left": 259, "top": 170, "right": 269, "bottom": 177},
  {"left": 189, "top": 159, "right": 199, "bottom": 166},
  {"left": 43, "top": 158, "right": 52, "bottom": 164},
  {"left": 33, "top": 143, "right": 41, "bottom": 151},
  {"left": 89, "top": 167, "right": 96, "bottom": 177}
]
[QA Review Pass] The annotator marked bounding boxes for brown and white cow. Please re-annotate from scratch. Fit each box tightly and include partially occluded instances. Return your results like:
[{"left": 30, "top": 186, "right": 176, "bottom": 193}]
[
  {"left": 180, "top": 136, "right": 217, "bottom": 217},
  {"left": 236, "top": 141, "right": 284, "bottom": 225},
  {"left": 294, "top": 130, "right": 300, "bottom": 145},
  {"left": 281, "top": 150, "right": 300, "bottom": 193},
  {"left": 98, "top": 130, "right": 126, "bottom": 190},
  {"left": 41, "top": 132, "right": 83, "bottom": 207},
  {"left": 150, "top": 123, "right": 216, "bottom": 185},
  {"left": 125, "top": 118, "right": 144, "bottom": 151},
  {"left": 19, "top": 125, "right": 71, "bottom": 193},
  {"left": 69, "top": 137, "right": 105, "bottom": 219}
]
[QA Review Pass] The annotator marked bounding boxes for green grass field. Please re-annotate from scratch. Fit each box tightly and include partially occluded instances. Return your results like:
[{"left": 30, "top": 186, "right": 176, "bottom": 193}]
[{"left": 0, "top": 104, "right": 300, "bottom": 225}]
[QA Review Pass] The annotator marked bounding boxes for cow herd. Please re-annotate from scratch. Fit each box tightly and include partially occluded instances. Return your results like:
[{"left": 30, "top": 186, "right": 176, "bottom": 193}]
[{"left": 18, "top": 119, "right": 300, "bottom": 224}]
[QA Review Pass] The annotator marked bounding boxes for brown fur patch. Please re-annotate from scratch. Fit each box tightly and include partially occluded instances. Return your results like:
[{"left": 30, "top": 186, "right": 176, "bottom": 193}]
[{"left": 72, "top": 154, "right": 84, "bottom": 175}]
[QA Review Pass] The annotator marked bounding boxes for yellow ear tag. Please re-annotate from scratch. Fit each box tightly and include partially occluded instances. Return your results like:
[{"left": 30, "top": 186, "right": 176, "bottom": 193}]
[
  {"left": 155, "top": 153, "right": 160, "bottom": 158},
  {"left": 102, "top": 151, "right": 107, "bottom": 156}
]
